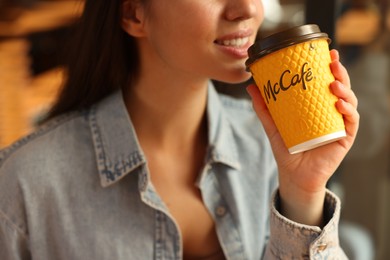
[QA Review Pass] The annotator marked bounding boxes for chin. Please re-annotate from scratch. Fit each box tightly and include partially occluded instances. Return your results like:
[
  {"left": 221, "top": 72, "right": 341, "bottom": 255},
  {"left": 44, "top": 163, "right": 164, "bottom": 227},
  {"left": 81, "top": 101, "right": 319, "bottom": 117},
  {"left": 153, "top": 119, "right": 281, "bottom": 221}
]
[{"left": 216, "top": 69, "right": 253, "bottom": 84}]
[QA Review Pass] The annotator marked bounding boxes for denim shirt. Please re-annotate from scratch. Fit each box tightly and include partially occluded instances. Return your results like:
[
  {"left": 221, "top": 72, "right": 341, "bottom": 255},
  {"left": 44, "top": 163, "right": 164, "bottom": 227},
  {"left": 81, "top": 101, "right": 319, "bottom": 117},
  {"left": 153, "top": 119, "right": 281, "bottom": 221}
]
[{"left": 0, "top": 84, "right": 346, "bottom": 259}]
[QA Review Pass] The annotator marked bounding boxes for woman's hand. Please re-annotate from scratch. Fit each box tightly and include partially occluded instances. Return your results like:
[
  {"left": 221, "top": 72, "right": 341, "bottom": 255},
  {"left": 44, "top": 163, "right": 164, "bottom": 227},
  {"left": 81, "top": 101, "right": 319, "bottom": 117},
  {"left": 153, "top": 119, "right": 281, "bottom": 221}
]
[{"left": 247, "top": 49, "right": 359, "bottom": 226}]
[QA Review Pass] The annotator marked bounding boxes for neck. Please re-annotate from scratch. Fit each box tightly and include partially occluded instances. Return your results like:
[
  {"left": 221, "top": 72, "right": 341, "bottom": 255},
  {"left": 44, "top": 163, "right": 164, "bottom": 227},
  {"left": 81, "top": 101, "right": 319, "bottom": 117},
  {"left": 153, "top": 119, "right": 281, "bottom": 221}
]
[
  {"left": 124, "top": 37, "right": 211, "bottom": 155},
  {"left": 124, "top": 74, "right": 209, "bottom": 153}
]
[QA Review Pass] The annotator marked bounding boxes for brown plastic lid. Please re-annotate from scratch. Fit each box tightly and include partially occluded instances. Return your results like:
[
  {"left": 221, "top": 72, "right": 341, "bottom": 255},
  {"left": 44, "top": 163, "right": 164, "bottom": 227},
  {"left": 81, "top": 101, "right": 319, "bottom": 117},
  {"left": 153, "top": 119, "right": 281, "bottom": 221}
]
[{"left": 245, "top": 24, "right": 330, "bottom": 68}]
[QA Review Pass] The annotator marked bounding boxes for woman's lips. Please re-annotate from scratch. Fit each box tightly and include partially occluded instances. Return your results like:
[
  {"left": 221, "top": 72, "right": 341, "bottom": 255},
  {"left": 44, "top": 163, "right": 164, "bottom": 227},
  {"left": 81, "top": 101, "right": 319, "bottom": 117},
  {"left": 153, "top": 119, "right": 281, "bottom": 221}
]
[
  {"left": 215, "top": 36, "right": 250, "bottom": 47},
  {"left": 214, "top": 30, "right": 254, "bottom": 59},
  {"left": 214, "top": 36, "right": 253, "bottom": 59}
]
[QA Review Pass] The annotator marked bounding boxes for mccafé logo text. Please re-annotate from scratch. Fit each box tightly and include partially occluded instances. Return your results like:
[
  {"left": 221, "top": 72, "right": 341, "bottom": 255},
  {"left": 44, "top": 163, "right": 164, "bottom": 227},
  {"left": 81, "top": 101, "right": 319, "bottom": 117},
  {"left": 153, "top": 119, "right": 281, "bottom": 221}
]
[{"left": 263, "top": 62, "right": 314, "bottom": 104}]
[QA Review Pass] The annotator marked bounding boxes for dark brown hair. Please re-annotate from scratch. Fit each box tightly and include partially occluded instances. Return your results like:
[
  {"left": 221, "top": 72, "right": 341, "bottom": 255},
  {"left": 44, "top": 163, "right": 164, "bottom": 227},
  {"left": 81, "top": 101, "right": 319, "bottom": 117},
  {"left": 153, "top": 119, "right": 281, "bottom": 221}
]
[{"left": 47, "top": 0, "right": 139, "bottom": 119}]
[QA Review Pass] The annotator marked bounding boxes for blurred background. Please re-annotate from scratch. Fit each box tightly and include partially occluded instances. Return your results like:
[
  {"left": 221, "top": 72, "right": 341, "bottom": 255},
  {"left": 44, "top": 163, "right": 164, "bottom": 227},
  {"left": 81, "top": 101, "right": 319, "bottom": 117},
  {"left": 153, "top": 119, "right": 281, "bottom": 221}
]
[{"left": 0, "top": 0, "right": 389, "bottom": 259}]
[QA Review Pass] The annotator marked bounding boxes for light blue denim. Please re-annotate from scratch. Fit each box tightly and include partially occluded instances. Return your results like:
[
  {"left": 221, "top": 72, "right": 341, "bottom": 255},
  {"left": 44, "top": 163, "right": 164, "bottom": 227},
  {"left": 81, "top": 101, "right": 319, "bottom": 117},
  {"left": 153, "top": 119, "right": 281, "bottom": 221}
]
[{"left": 0, "top": 83, "right": 347, "bottom": 259}]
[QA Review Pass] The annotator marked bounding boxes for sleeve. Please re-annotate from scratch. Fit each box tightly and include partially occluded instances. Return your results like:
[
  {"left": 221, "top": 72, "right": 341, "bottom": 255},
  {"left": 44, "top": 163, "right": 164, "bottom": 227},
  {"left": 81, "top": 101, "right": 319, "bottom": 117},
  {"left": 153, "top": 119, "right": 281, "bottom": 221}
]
[
  {"left": 0, "top": 211, "right": 30, "bottom": 260},
  {"left": 263, "top": 189, "right": 348, "bottom": 259}
]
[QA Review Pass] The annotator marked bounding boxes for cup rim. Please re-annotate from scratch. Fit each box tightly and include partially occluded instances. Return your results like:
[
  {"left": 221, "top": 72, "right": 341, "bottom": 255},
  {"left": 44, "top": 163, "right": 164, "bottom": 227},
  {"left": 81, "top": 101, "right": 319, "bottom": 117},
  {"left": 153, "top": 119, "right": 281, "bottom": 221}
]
[{"left": 245, "top": 24, "right": 330, "bottom": 69}]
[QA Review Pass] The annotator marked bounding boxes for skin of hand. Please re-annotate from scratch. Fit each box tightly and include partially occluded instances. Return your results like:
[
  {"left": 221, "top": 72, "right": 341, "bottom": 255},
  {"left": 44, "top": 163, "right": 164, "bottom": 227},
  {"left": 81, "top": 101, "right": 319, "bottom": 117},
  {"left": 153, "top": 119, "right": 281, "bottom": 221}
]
[{"left": 246, "top": 49, "right": 359, "bottom": 226}]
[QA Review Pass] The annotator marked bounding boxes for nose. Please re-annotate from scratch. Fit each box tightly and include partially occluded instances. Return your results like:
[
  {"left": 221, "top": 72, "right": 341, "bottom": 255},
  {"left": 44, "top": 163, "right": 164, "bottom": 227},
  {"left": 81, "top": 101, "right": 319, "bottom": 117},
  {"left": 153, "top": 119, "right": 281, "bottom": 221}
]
[{"left": 224, "top": 0, "right": 261, "bottom": 21}]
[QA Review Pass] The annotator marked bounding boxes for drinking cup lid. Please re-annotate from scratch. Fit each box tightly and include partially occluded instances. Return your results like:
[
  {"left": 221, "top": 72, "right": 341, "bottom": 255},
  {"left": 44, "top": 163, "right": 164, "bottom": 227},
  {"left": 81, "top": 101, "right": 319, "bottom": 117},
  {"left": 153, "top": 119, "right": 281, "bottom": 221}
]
[{"left": 245, "top": 24, "right": 330, "bottom": 68}]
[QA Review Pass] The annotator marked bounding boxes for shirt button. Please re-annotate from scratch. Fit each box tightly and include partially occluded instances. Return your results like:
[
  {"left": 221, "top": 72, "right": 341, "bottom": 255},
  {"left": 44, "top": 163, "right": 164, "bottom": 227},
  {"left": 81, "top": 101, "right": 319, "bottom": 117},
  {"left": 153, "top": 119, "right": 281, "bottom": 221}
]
[
  {"left": 316, "top": 243, "right": 327, "bottom": 252},
  {"left": 215, "top": 206, "right": 227, "bottom": 217}
]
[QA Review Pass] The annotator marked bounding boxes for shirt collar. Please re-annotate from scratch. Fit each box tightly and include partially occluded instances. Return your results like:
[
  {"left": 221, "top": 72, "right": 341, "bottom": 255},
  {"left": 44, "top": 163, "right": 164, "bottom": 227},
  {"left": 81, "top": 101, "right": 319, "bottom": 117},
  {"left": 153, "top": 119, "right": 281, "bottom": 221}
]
[
  {"left": 89, "top": 90, "right": 146, "bottom": 188},
  {"left": 206, "top": 82, "right": 241, "bottom": 169},
  {"left": 90, "top": 83, "right": 241, "bottom": 188}
]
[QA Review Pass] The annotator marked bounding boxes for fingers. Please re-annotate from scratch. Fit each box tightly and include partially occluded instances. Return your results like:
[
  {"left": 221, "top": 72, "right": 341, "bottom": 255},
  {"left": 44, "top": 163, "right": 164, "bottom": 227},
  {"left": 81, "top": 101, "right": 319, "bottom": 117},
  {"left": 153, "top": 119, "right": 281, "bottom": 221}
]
[
  {"left": 330, "top": 49, "right": 339, "bottom": 62},
  {"left": 330, "top": 60, "right": 351, "bottom": 88},
  {"left": 330, "top": 50, "right": 351, "bottom": 88},
  {"left": 336, "top": 99, "right": 360, "bottom": 138},
  {"left": 329, "top": 49, "right": 359, "bottom": 141},
  {"left": 330, "top": 80, "right": 358, "bottom": 109}
]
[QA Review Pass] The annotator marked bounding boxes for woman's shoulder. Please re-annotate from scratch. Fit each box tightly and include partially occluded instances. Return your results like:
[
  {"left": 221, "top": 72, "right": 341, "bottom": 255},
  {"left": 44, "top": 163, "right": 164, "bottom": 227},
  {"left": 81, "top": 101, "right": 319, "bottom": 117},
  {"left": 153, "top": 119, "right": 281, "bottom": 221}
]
[
  {"left": 0, "top": 111, "right": 94, "bottom": 236},
  {"left": 0, "top": 111, "right": 91, "bottom": 174}
]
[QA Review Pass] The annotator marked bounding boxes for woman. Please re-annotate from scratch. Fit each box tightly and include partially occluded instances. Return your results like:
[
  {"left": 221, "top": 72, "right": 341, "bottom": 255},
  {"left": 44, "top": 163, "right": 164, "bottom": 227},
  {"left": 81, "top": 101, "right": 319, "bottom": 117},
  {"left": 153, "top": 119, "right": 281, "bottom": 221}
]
[{"left": 0, "top": 0, "right": 358, "bottom": 259}]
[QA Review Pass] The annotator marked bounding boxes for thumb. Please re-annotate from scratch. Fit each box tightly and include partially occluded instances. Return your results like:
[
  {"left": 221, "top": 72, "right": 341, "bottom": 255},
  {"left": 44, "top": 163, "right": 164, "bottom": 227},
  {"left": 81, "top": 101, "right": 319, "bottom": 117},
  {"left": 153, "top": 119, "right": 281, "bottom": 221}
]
[
  {"left": 246, "top": 84, "right": 278, "bottom": 140},
  {"left": 246, "top": 84, "right": 287, "bottom": 153}
]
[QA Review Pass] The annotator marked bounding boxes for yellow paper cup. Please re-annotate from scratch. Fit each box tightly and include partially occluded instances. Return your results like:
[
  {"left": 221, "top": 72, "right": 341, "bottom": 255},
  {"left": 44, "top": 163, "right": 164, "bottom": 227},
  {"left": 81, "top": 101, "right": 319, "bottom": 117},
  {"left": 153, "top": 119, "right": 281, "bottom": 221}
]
[{"left": 246, "top": 24, "right": 346, "bottom": 154}]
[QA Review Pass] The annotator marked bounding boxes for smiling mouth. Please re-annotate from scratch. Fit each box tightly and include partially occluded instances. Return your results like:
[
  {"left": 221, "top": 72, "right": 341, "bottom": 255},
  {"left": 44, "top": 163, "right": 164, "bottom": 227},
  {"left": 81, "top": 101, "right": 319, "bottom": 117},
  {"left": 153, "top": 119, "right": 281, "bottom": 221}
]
[{"left": 215, "top": 37, "right": 250, "bottom": 47}]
